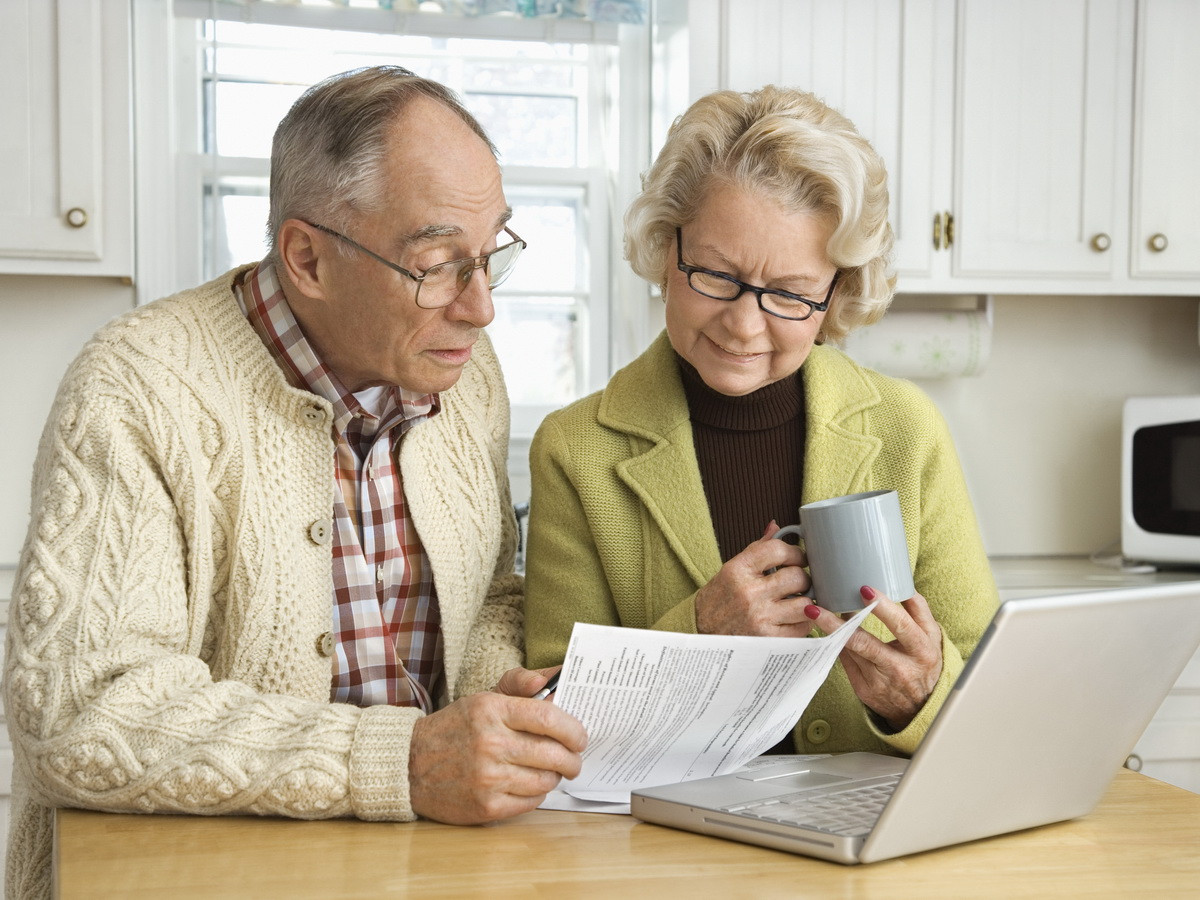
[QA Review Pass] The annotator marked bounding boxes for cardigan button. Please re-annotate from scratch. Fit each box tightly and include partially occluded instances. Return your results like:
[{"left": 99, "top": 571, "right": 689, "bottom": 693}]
[
  {"left": 806, "top": 719, "right": 831, "bottom": 745},
  {"left": 301, "top": 405, "right": 325, "bottom": 426},
  {"left": 309, "top": 519, "right": 332, "bottom": 546},
  {"left": 316, "top": 632, "right": 335, "bottom": 658}
]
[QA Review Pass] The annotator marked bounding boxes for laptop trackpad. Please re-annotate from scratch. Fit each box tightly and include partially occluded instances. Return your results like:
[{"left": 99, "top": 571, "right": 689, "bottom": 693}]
[{"left": 737, "top": 770, "right": 850, "bottom": 790}]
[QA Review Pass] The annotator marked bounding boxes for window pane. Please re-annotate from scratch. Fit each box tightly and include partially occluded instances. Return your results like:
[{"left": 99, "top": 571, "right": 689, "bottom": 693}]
[
  {"left": 212, "top": 82, "right": 308, "bottom": 158},
  {"left": 506, "top": 189, "right": 585, "bottom": 293},
  {"left": 205, "top": 184, "right": 269, "bottom": 275},
  {"left": 468, "top": 94, "right": 579, "bottom": 166},
  {"left": 465, "top": 57, "right": 580, "bottom": 92},
  {"left": 190, "top": 18, "right": 612, "bottom": 419},
  {"left": 489, "top": 298, "right": 578, "bottom": 406}
]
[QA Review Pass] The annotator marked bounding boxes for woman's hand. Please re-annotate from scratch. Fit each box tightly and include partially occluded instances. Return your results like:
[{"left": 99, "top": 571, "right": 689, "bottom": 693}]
[
  {"left": 805, "top": 586, "right": 943, "bottom": 732},
  {"left": 695, "top": 522, "right": 814, "bottom": 636}
]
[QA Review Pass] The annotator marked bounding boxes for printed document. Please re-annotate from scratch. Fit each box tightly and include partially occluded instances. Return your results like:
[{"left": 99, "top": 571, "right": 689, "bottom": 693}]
[{"left": 547, "top": 603, "right": 875, "bottom": 805}]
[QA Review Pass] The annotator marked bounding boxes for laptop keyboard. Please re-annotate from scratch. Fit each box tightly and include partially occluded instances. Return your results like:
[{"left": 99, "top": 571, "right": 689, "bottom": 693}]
[{"left": 721, "top": 776, "right": 900, "bottom": 837}]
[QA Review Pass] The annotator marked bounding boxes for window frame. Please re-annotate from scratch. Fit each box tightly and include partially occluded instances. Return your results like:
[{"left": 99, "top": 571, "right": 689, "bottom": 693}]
[{"left": 133, "top": 6, "right": 650, "bottom": 459}]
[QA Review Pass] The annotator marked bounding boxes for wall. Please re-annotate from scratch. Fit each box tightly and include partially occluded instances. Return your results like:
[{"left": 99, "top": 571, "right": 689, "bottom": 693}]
[
  {"left": 918, "top": 293, "right": 1200, "bottom": 556},
  {"left": 0, "top": 275, "right": 136, "bottom": 567}
]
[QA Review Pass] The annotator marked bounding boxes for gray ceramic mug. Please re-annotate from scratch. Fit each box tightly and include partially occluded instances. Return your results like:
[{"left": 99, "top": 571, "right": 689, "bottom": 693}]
[{"left": 772, "top": 489, "right": 914, "bottom": 614}]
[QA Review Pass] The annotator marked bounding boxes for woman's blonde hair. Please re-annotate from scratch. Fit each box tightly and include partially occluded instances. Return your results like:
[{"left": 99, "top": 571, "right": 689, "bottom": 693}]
[{"left": 624, "top": 85, "right": 895, "bottom": 343}]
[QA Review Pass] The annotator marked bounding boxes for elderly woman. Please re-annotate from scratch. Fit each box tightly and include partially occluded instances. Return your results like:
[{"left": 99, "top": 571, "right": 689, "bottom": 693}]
[{"left": 523, "top": 86, "right": 998, "bottom": 757}]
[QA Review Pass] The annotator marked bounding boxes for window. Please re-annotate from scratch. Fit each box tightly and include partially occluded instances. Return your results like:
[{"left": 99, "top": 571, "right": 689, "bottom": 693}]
[{"left": 155, "top": 4, "right": 649, "bottom": 449}]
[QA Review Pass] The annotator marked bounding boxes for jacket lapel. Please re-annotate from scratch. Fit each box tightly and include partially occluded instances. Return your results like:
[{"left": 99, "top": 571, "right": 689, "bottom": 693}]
[
  {"left": 593, "top": 337, "right": 886, "bottom": 588},
  {"left": 801, "top": 345, "right": 885, "bottom": 503},
  {"left": 598, "top": 334, "right": 722, "bottom": 588}
]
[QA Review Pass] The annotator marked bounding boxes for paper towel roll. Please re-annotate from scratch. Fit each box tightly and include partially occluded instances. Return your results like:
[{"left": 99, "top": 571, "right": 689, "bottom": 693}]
[{"left": 842, "top": 309, "right": 993, "bottom": 379}]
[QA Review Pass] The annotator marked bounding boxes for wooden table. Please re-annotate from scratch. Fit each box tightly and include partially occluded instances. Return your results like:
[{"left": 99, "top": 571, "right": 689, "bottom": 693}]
[{"left": 54, "top": 770, "right": 1200, "bottom": 898}]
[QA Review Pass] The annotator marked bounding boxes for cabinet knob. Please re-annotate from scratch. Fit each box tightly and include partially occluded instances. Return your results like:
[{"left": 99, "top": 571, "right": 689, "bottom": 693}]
[
  {"left": 1148, "top": 233, "right": 1168, "bottom": 253},
  {"left": 1089, "top": 233, "right": 1111, "bottom": 252},
  {"left": 65, "top": 207, "right": 88, "bottom": 228},
  {"left": 932, "top": 212, "right": 944, "bottom": 251}
]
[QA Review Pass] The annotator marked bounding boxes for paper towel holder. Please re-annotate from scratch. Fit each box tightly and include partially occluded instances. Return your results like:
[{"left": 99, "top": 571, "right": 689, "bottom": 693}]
[
  {"left": 841, "top": 293, "right": 996, "bottom": 379},
  {"left": 976, "top": 294, "right": 995, "bottom": 326}
]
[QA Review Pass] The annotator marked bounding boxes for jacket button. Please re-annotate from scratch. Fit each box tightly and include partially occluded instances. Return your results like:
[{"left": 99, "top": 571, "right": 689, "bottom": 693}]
[
  {"left": 806, "top": 719, "right": 831, "bottom": 744},
  {"left": 316, "top": 632, "right": 335, "bottom": 657},
  {"left": 301, "top": 406, "right": 325, "bottom": 426},
  {"left": 309, "top": 519, "right": 332, "bottom": 545}
]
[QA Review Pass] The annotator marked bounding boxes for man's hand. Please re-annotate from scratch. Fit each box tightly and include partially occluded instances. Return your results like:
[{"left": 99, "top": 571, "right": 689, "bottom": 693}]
[{"left": 408, "top": 667, "right": 586, "bottom": 824}]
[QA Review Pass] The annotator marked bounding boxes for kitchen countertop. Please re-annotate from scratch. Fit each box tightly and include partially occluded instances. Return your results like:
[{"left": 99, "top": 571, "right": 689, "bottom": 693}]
[{"left": 989, "top": 555, "right": 1200, "bottom": 600}]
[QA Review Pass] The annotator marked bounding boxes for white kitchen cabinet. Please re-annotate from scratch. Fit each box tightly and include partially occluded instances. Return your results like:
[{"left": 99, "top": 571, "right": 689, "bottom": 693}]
[
  {"left": 952, "top": 0, "right": 1129, "bottom": 281},
  {"left": 1129, "top": 0, "right": 1200, "bottom": 281},
  {"left": 687, "top": 0, "right": 955, "bottom": 281},
  {"left": 0, "top": 0, "right": 132, "bottom": 276},
  {"left": 688, "top": 0, "right": 1200, "bottom": 296}
]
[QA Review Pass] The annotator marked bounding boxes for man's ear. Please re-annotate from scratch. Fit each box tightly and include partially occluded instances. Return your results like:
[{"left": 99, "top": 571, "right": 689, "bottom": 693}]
[{"left": 277, "top": 219, "right": 328, "bottom": 300}]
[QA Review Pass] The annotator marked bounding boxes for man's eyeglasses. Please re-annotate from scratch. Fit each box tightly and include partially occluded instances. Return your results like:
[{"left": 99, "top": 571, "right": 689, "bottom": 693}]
[
  {"left": 306, "top": 221, "right": 526, "bottom": 310},
  {"left": 675, "top": 227, "right": 837, "bottom": 322}
]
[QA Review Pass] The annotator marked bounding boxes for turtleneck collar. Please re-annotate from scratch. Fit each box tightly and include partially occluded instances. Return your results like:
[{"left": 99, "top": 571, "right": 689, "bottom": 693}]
[{"left": 676, "top": 354, "right": 805, "bottom": 431}]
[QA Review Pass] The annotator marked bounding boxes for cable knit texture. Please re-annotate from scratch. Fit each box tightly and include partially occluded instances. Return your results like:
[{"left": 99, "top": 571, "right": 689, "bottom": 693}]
[
  {"left": 526, "top": 331, "right": 998, "bottom": 758},
  {"left": 3, "top": 265, "right": 523, "bottom": 899}
]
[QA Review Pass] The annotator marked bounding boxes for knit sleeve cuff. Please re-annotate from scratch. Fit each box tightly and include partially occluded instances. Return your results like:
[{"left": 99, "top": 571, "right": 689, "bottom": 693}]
[
  {"left": 349, "top": 705, "right": 422, "bottom": 821},
  {"left": 650, "top": 593, "right": 701, "bottom": 634}
]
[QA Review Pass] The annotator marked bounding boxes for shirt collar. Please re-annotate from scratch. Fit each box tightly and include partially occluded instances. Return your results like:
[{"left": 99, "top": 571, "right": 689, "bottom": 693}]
[{"left": 234, "top": 261, "right": 439, "bottom": 435}]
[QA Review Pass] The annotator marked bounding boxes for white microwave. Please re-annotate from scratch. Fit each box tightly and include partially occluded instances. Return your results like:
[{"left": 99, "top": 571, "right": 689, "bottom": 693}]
[{"left": 1122, "top": 395, "right": 1200, "bottom": 565}]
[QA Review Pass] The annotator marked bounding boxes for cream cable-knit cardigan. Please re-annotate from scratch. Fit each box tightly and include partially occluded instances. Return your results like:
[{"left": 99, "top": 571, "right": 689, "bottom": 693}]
[{"left": 4, "top": 266, "right": 524, "bottom": 898}]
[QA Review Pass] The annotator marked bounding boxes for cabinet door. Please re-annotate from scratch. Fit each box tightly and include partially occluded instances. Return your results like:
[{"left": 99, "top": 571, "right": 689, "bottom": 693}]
[
  {"left": 0, "top": 0, "right": 130, "bottom": 274},
  {"left": 701, "top": 0, "right": 953, "bottom": 280},
  {"left": 1130, "top": 0, "right": 1200, "bottom": 279},
  {"left": 953, "top": 0, "right": 1130, "bottom": 279}
]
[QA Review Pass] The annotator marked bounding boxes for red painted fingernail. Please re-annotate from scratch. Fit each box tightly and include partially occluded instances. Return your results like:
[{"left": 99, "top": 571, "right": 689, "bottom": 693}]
[
  {"left": 860, "top": 586, "right": 876, "bottom": 600},
  {"left": 804, "top": 604, "right": 821, "bottom": 620}
]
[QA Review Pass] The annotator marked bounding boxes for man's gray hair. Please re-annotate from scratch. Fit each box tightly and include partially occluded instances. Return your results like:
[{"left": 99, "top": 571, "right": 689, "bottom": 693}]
[{"left": 265, "top": 65, "right": 496, "bottom": 261}]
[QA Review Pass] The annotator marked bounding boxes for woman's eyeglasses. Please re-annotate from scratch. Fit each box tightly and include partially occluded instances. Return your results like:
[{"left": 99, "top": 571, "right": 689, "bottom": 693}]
[{"left": 675, "top": 227, "right": 837, "bottom": 322}]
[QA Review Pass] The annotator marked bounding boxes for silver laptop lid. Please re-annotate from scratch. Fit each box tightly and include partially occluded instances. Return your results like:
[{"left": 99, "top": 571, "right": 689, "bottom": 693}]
[{"left": 861, "top": 581, "right": 1200, "bottom": 862}]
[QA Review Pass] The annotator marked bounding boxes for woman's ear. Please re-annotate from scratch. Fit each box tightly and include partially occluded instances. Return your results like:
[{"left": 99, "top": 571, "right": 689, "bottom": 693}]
[{"left": 277, "top": 219, "right": 327, "bottom": 300}]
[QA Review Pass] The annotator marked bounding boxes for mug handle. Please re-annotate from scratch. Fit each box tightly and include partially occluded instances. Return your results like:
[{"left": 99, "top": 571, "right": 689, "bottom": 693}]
[
  {"left": 771, "top": 524, "right": 805, "bottom": 543},
  {"left": 765, "top": 524, "right": 806, "bottom": 577}
]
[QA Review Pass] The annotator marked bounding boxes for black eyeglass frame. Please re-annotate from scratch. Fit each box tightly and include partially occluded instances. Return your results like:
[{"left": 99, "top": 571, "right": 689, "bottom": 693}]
[
  {"left": 674, "top": 227, "right": 838, "bottom": 322},
  {"left": 305, "top": 221, "right": 526, "bottom": 309}
]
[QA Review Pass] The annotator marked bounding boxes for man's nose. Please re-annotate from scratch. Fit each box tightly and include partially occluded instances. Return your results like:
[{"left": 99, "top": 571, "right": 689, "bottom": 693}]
[{"left": 447, "top": 266, "right": 495, "bottom": 328}]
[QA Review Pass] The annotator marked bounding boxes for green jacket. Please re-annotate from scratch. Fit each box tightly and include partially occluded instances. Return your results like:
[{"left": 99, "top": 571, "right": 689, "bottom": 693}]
[{"left": 525, "top": 331, "right": 998, "bottom": 756}]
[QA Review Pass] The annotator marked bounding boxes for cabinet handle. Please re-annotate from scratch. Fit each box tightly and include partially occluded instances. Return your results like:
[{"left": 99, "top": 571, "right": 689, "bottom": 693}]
[
  {"left": 65, "top": 207, "right": 88, "bottom": 228},
  {"left": 931, "top": 211, "right": 954, "bottom": 251},
  {"left": 1089, "top": 233, "right": 1111, "bottom": 252},
  {"left": 1148, "top": 233, "right": 1168, "bottom": 253}
]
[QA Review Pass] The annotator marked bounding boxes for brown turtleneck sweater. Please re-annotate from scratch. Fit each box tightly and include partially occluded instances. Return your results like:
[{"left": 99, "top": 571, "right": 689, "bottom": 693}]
[{"left": 677, "top": 354, "right": 807, "bottom": 562}]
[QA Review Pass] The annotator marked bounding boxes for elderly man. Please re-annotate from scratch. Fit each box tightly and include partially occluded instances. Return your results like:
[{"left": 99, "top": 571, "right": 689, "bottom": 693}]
[{"left": 4, "top": 66, "right": 585, "bottom": 898}]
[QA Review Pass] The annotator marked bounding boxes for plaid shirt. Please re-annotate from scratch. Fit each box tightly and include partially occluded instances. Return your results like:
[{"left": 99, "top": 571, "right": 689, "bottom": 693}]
[{"left": 235, "top": 262, "right": 445, "bottom": 710}]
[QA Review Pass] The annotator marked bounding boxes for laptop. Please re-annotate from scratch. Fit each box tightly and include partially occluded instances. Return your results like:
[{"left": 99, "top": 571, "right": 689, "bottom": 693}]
[{"left": 630, "top": 581, "right": 1200, "bottom": 864}]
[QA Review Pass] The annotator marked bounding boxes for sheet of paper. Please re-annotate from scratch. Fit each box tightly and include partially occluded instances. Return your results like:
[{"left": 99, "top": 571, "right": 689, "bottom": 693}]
[
  {"left": 537, "top": 755, "right": 833, "bottom": 816},
  {"left": 538, "top": 789, "right": 630, "bottom": 815},
  {"left": 548, "top": 603, "right": 875, "bottom": 803}
]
